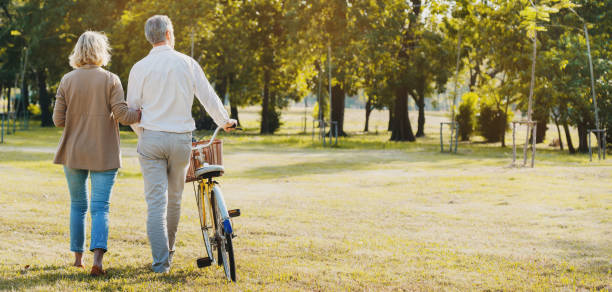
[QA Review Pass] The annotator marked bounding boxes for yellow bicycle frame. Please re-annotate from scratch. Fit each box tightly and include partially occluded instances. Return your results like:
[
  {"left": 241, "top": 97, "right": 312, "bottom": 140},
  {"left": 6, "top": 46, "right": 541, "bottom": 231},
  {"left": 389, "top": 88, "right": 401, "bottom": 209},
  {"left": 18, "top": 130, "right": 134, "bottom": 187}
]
[{"left": 199, "top": 180, "right": 215, "bottom": 229}]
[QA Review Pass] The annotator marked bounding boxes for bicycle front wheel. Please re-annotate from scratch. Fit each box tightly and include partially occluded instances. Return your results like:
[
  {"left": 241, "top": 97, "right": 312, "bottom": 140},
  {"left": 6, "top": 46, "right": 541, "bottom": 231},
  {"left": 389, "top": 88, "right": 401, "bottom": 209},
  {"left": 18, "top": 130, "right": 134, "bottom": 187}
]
[
  {"left": 212, "top": 189, "right": 236, "bottom": 282},
  {"left": 219, "top": 234, "right": 236, "bottom": 282}
]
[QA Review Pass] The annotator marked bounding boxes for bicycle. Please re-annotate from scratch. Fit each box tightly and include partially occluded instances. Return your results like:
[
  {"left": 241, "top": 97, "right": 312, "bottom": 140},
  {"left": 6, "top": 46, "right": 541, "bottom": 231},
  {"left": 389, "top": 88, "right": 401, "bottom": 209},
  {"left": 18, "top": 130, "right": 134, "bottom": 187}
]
[{"left": 188, "top": 125, "right": 241, "bottom": 282}]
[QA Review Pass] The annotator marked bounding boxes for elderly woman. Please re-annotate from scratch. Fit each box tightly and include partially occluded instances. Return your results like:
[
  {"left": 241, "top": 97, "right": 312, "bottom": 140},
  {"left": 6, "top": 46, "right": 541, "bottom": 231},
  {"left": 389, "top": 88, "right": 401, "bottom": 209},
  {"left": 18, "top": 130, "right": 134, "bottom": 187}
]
[{"left": 53, "top": 31, "right": 140, "bottom": 276}]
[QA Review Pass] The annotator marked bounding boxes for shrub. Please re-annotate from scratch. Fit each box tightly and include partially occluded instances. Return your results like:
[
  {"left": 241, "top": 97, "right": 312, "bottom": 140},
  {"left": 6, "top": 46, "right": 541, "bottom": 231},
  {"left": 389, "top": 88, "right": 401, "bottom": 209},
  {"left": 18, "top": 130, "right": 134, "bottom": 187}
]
[
  {"left": 477, "top": 102, "right": 508, "bottom": 142},
  {"left": 28, "top": 104, "right": 41, "bottom": 116},
  {"left": 192, "top": 103, "right": 216, "bottom": 130},
  {"left": 455, "top": 92, "right": 478, "bottom": 141}
]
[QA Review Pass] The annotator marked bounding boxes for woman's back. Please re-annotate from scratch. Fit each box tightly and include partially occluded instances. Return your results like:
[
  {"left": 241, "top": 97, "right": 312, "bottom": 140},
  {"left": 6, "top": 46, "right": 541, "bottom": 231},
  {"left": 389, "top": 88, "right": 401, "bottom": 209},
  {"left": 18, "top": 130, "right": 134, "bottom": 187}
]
[{"left": 53, "top": 65, "right": 138, "bottom": 171}]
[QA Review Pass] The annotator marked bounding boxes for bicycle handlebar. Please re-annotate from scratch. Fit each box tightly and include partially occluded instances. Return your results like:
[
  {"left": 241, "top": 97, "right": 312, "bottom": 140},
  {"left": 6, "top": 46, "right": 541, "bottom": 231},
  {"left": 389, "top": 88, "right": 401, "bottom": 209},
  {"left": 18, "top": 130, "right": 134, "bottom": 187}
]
[
  {"left": 192, "top": 124, "right": 241, "bottom": 151},
  {"left": 193, "top": 127, "right": 224, "bottom": 150}
]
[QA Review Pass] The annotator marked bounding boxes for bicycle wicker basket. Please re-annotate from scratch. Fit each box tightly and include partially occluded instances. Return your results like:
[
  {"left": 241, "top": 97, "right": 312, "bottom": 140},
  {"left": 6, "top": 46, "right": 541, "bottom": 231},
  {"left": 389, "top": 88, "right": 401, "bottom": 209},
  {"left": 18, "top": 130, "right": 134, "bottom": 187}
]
[{"left": 185, "top": 139, "right": 223, "bottom": 183}]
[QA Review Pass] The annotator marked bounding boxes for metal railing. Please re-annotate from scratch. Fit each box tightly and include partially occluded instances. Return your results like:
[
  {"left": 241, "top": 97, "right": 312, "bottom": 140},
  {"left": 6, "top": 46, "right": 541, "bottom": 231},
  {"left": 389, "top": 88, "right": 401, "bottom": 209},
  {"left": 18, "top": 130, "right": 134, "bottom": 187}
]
[
  {"left": 311, "top": 119, "right": 338, "bottom": 147},
  {"left": 512, "top": 120, "right": 537, "bottom": 168},
  {"left": 440, "top": 122, "right": 459, "bottom": 153}
]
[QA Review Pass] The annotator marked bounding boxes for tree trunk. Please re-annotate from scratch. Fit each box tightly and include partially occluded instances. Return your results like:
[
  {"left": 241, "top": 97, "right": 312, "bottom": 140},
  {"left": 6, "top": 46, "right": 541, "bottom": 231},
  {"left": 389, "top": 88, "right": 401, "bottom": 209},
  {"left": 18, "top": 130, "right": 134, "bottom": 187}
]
[
  {"left": 577, "top": 124, "right": 589, "bottom": 153},
  {"left": 260, "top": 70, "right": 272, "bottom": 134},
  {"left": 468, "top": 61, "right": 480, "bottom": 91},
  {"left": 330, "top": 84, "right": 346, "bottom": 136},
  {"left": 364, "top": 97, "right": 372, "bottom": 132},
  {"left": 553, "top": 115, "right": 563, "bottom": 151},
  {"left": 6, "top": 87, "right": 11, "bottom": 113},
  {"left": 415, "top": 93, "right": 425, "bottom": 137},
  {"left": 17, "top": 79, "right": 28, "bottom": 116},
  {"left": 230, "top": 104, "right": 240, "bottom": 127},
  {"left": 390, "top": 87, "right": 415, "bottom": 142},
  {"left": 37, "top": 70, "right": 53, "bottom": 127},
  {"left": 501, "top": 95, "right": 511, "bottom": 148},
  {"left": 563, "top": 121, "right": 575, "bottom": 154},
  {"left": 387, "top": 106, "right": 393, "bottom": 131},
  {"left": 535, "top": 117, "right": 547, "bottom": 143},
  {"left": 501, "top": 111, "right": 507, "bottom": 147}
]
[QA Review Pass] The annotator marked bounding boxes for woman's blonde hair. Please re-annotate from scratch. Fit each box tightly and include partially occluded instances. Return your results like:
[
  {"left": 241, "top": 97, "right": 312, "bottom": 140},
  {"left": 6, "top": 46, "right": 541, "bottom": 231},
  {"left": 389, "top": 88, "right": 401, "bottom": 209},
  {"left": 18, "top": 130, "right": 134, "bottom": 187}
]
[{"left": 69, "top": 31, "right": 111, "bottom": 69}]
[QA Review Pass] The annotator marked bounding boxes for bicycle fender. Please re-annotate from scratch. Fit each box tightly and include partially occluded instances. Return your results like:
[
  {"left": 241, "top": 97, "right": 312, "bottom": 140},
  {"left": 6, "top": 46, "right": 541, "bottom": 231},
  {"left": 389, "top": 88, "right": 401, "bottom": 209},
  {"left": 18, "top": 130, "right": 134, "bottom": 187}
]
[{"left": 212, "top": 185, "right": 233, "bottom": 235}]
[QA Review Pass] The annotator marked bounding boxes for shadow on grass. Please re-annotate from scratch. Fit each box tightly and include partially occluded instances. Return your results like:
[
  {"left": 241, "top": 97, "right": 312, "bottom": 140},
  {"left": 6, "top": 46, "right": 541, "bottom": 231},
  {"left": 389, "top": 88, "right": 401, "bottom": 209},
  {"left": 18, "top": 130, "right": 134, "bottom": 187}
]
[
  {"left": 550, "top": 239, "right": 612, "bottom": 274},
  {"left": 0, "top": 151, "right": 53, "bottom": 163},
  {"left": 0, "top": 264, "right": 204, "bottom": 291},
  {"left": 235, "top": 150, "right": 507, "bottom": 179}
]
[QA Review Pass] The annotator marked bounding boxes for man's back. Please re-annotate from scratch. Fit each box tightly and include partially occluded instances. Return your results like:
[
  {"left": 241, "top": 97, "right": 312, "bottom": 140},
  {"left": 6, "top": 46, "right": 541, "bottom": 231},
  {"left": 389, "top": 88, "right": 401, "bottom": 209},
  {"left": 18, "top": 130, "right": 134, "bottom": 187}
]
[
  {"left": 127, "top": 45, "right": 228, "bottom": 133},
  {"left": 132, "top": 14, "right": 234, "bottom": 274}
]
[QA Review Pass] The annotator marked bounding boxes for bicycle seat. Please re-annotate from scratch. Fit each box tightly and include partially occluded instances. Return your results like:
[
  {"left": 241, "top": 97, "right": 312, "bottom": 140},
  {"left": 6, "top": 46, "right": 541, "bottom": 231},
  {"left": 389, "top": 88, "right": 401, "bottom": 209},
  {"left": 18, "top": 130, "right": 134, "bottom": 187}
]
[{"left": 195, "top": 164, "right": 225, "bottom": 179}]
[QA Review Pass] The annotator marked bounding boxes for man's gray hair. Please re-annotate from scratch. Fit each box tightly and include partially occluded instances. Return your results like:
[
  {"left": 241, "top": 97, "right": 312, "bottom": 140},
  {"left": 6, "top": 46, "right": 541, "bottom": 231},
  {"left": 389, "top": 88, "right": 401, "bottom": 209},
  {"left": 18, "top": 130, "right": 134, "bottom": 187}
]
[{"left": 144, "top": 15, "right": 173, "bottom": 45}]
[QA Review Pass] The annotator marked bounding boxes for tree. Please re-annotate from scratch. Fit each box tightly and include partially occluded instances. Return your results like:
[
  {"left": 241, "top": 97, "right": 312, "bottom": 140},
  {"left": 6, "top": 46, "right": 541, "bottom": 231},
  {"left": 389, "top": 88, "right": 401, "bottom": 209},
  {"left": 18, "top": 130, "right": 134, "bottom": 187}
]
[
  {"left": 358, "top": 0, "right": 424, "bottom": 142},
  {"left": 9, "top": 0, "right": 74, "bottom": 126},
  {"left": 1, "top": 0, "right": 131, "bottom": 127},
  {"left": 407, "top": 29, "right": 454, "bottom": 137},
  {"left": 297, "top": 0, "right": 364, "bottom": 136},
  {"left": 537, "top": 0, "right": 610, "bottom": 153},
  {"left": 241, "top": 0, "right": 303, "bottom": 134},
  {"left": 353, "top": 0, "right": 394, "bottom": 134},
  {"left": 200, "top": 1, "right": 262, "bottom": 128}
]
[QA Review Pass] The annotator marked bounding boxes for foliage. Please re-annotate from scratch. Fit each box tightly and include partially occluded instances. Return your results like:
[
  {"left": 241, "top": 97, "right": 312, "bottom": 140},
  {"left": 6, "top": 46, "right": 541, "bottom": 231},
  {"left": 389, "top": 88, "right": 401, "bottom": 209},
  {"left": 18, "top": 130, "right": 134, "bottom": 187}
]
[
  {"left": 27, "top": 103, "right": 40, "bottom": 116},
  {"left": 477, "top": 99, "right": 509, "bottom": 143},
  {"left": 260, "top": 107, "right": 282, "bottom": 134},
  {"left": 455, "top": 92, "right": 478, "bottom": 141}
]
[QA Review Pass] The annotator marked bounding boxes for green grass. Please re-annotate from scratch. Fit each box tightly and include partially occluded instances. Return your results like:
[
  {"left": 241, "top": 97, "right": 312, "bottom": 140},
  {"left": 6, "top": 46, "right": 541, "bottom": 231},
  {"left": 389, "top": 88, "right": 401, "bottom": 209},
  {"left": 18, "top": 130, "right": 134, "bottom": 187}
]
[{"left": 1, "top": 109, "right": 611, "bottom": 291}]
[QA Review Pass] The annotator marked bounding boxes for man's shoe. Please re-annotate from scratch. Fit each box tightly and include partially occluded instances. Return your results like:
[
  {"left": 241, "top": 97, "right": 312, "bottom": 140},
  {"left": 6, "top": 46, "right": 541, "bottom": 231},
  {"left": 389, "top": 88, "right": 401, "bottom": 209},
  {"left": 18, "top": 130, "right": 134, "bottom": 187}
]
[{"left": 90, "top": 265, "right": 106, "bottom": 277}]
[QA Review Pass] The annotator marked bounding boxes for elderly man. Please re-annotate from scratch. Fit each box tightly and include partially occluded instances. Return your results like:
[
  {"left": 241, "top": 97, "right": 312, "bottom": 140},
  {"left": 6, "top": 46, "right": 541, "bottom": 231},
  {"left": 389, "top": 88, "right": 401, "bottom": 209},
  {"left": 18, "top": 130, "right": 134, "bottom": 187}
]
[{"left": 127, "top": 15, "right": 236, "bottom": 273}]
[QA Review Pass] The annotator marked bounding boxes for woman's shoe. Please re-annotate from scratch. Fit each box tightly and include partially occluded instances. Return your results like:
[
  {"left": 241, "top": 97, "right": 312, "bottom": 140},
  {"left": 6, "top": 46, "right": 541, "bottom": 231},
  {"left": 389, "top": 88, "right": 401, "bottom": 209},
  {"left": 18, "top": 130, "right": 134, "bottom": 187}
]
[{"left": 90, "top": 265, "right": 106, "bottom": 276}]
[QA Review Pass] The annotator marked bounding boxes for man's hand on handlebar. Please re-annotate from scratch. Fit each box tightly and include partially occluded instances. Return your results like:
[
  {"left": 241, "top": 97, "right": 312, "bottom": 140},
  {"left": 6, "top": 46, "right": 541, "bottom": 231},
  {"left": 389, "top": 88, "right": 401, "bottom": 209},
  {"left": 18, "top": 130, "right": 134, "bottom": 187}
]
[{"left": 223, "top": 119, "right": 239, "bottom": 132}]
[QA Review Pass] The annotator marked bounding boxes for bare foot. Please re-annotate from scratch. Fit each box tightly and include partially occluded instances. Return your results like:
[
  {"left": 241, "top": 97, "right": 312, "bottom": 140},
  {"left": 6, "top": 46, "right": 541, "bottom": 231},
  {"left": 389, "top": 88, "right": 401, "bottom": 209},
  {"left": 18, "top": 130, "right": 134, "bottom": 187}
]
[
  {"left": 73, "top": 252, "right": 83, "bottom": 267},
  {"left": 90, "top": 265, "right": 106, "bottom": 276},
  {"left": 92, "top": 248, "right": 104, "bottom": 270}
]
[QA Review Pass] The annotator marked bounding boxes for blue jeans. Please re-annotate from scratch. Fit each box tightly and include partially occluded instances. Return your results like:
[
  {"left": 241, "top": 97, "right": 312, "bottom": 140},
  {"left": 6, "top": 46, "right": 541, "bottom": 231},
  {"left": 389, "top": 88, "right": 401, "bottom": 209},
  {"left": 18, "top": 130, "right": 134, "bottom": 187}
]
[{"left": 64, "top": 166, "right": 118, "bottom": 253}]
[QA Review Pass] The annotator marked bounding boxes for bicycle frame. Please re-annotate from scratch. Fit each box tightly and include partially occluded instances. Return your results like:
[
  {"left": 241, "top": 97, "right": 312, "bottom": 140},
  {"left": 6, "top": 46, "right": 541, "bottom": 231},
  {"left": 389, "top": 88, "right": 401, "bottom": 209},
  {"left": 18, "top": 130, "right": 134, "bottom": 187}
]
[
  {"left": 197, "top": 179, "right": 233, "bottom": 235},
  {"left": 198, "top": 180, "right": 213, "bottom": 229},
  {"left": 197, "top": 179, "right": 215, "bottom": 263}
]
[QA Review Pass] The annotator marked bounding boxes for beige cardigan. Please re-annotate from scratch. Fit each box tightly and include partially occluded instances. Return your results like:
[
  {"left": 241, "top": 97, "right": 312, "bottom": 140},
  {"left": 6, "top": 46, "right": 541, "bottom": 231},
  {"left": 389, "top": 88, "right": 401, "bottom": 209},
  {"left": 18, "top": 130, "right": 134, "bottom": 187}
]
[{"left": 53, "top": 65, "right": 140, "bottom": 171}]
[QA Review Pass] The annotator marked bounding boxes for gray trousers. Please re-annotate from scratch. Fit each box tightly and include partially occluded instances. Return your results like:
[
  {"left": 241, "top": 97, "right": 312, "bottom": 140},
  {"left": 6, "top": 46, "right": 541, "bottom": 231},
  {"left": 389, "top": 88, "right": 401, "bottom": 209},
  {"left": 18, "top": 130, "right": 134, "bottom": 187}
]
[{"left": 137, "top": 129, "right": 192, "bottom": 273}]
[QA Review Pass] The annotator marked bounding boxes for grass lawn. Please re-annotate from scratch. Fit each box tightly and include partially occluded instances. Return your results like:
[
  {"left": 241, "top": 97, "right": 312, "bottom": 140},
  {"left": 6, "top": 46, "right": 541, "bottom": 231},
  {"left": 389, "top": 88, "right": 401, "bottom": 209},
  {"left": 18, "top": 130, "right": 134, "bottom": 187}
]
[{"left": 0, "top": 108, "right": 611, "bottom": 291}]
